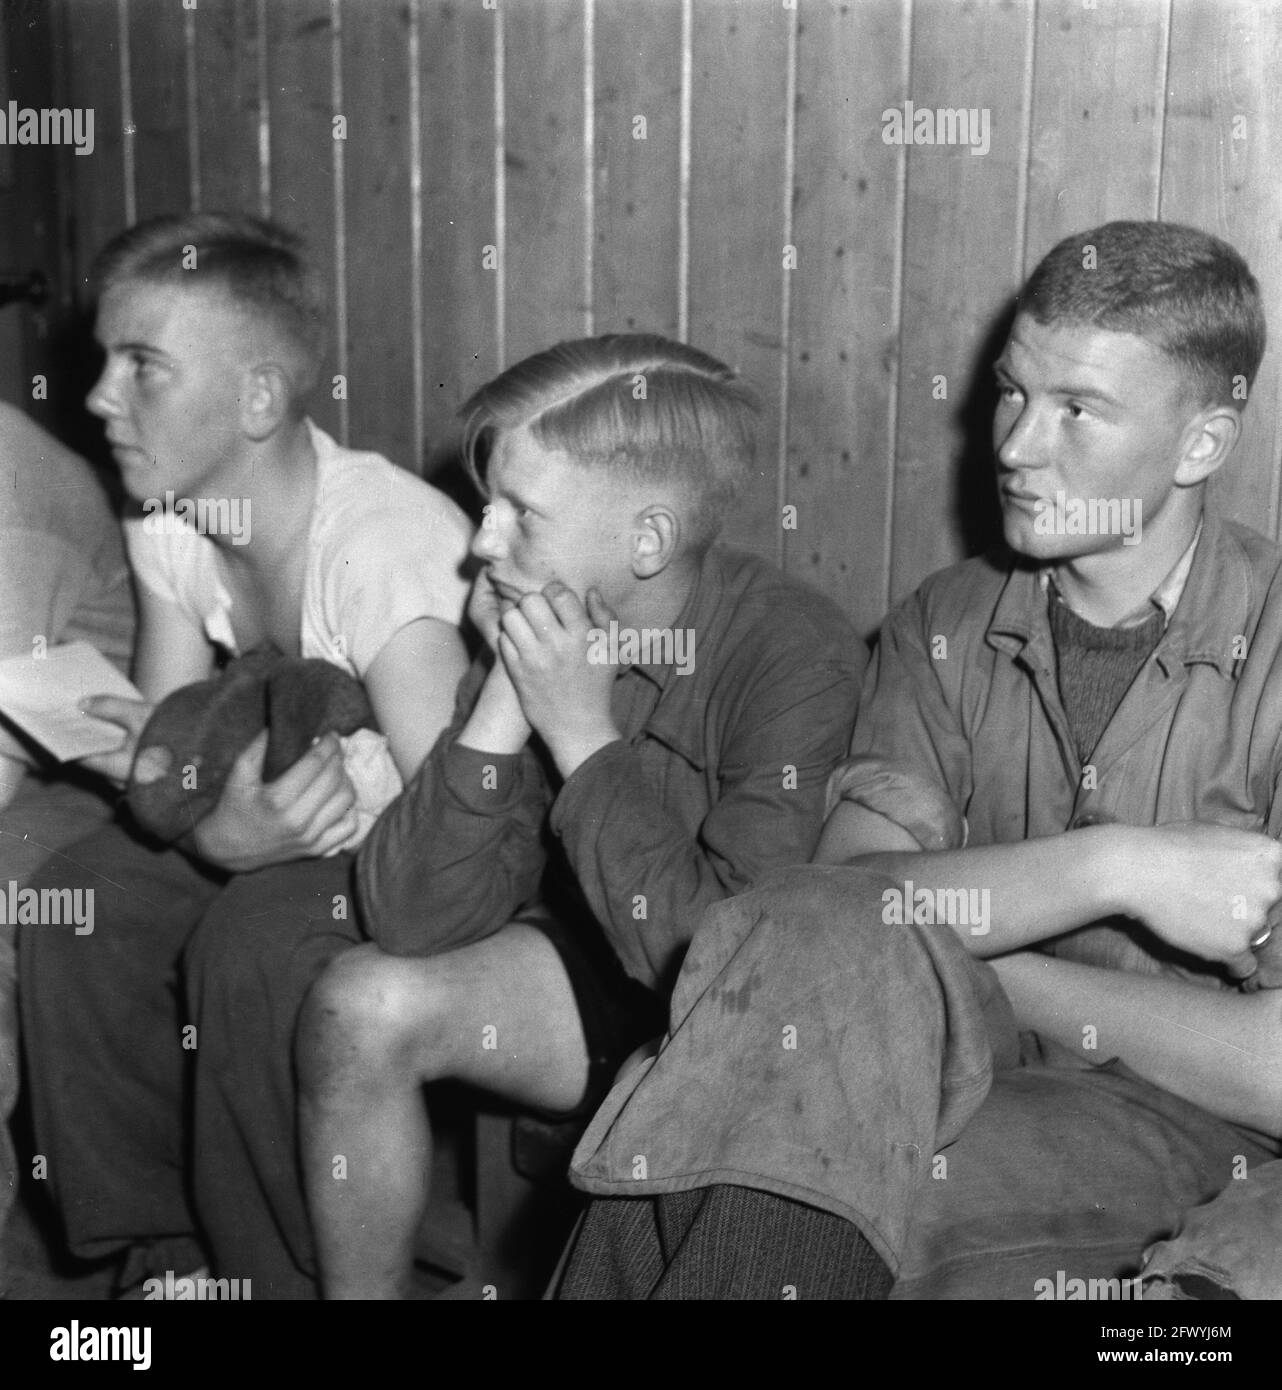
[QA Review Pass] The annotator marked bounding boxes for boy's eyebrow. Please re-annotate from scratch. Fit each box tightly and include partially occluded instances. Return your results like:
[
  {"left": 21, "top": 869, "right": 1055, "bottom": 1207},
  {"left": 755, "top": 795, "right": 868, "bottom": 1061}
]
[
  {"left": 993, "top": 359, "right": 1123, "bottom": 408},
  {"left": 98, "top": 336, "right": 167, "bottom": 356},
  {"left": 489, "top": 476, "right": 544, "bottom": 514}
]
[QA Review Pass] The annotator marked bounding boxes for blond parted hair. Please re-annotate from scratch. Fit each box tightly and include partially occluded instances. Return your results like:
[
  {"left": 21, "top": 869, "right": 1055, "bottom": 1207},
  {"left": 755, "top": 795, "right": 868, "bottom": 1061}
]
[{"left": 460, "top": 334, "right": 760, "bottom": 551}]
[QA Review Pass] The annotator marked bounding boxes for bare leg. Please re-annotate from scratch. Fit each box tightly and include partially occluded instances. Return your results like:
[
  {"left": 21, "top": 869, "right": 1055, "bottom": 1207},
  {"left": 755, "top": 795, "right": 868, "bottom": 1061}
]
[{"left": 296, "top": 924, "right": 589, "bottom": 1299}]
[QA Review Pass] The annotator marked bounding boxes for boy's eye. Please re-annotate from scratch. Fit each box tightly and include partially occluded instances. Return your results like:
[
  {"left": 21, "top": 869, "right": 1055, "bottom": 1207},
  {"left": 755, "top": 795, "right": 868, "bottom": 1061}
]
[
  {"left": 130, "top": 352, "right": 162, "bottom": 378},
  {"left": 1064, "top": 401, "right": 1088, "bottom": 421},
  {"left": 996, "top": 381, "right": 1021, "bottom": 403}
]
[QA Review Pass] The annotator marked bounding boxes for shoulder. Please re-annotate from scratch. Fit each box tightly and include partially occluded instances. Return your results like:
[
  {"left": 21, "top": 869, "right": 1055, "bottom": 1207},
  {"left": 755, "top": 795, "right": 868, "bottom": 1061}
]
[
  {"left": 704, "top": 545, "right": 858, "bottom": 653},
  {"left": 310, "top": 427, "right": 474, "bottom": 557},
  {"left": 696, "top": 546, "right": 866, "bottom": 699},
  {"left": 0, "top": 403, "right": 115, "bottom": 531},
  {"left": 123, "top": 510, "right": 215, "bottom": 581},
  {"left": 883, "top": 550, "right": 1014, "bottom": 642},
  {"left": 1219, "top": 516, "right": 1282, "bottom": 587}
]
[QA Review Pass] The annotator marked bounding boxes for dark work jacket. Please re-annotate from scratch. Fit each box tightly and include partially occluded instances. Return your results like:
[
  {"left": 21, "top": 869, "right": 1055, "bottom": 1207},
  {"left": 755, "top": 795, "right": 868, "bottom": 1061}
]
[{"left": 356, "top": 544, "right": 866, "bottom": 992}]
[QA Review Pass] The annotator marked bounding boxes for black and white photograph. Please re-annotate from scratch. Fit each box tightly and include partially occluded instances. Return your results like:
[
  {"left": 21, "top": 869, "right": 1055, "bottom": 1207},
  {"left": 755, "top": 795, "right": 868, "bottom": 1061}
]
[{"left": 0, "top": 0, "right": 1278, "bottom": 1359}]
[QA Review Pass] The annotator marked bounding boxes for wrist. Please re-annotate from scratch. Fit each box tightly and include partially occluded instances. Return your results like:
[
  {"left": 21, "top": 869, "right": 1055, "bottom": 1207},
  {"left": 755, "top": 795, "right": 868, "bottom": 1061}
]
[
  {"left": 545, "top": 721, "right": 621, "bottom": 781},
  {"left": 1085, "top": 823, "right": 1140, "bottom": 918},
  {"left": 459, "top": 663, "right": 531, "bottom": 755}
]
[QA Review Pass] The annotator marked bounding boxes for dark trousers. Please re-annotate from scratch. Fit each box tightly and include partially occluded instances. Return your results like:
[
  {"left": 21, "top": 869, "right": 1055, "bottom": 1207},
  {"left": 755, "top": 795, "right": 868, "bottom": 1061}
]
[{"left": 18, "top": 818, "right": 361, "bottom": 1297}]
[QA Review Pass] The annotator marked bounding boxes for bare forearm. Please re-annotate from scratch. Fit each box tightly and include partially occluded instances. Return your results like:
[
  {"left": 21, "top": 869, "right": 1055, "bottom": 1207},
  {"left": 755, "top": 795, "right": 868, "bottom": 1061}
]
[
  {"left": 458, "top": 660, "right": 530, "bottom": 756},
  {"left": 994, "top": 952, "right": 1282, "bottom": 1138},
  {"left": 851, "top": 826, "right": 1127, "bottom": 956},
  {"left": 0, "top": 751, "right": 26, "bottom": 811}
]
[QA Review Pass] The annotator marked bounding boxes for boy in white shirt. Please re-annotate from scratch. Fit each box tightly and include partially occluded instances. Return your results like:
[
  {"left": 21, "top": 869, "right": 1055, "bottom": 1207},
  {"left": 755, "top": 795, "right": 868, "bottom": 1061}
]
[{"left": 17, "top": 212, "right": 472, "bottom": 1297}]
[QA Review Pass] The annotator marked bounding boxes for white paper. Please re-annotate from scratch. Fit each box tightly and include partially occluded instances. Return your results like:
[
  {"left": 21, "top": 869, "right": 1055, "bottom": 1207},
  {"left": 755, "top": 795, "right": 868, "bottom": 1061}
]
[{"left": 0, "top": 641, "right": 144, "bottom": 761}]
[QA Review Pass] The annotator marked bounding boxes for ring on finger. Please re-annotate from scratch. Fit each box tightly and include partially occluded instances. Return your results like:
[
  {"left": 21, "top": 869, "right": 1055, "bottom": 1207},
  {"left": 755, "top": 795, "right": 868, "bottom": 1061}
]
[{"left": 1251, "top": 923, "right": 1274, "bottom": 950}]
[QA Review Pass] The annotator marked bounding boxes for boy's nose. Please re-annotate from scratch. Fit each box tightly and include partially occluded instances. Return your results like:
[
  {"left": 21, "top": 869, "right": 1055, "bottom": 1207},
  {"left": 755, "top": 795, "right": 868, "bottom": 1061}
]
[
  {"left": 85, "top": 364, "right": 120, "bottom": 420},
  {"left": 996, "top": 406, "right": 1046, "bottom": 471},
  {"left": 470, "top": 505, "right": 507, "bottom": 560}
]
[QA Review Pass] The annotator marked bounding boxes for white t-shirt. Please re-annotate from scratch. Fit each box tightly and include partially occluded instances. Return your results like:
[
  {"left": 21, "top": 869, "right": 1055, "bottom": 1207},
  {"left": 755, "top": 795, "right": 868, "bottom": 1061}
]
[{"left": 123, "top": 419, "right": 474, "bottom": 844}]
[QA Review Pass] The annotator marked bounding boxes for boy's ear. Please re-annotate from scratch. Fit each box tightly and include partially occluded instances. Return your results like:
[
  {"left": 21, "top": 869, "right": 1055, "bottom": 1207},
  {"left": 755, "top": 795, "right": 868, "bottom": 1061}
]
[
  {"left": 239, "top": 362, "right": 293, "bottom": 441},
  {"left": 631, "top": 503, "right": 680, "bottom": 579},
  {"left": 1173, "top": 405, "right": 1241, "bottom": 487}
]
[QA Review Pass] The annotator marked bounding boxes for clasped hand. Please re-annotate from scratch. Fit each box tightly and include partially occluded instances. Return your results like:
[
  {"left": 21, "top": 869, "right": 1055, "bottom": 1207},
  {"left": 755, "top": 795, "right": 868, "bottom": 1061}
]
[
  {"left": 497, "top": 581, "right": 620, "bottom": 771},
  {"left": 78, "top": 695, "right": 360, "bottom": 871},
  {"left": 466, "top": 573, "right": 621, "bottom": 774},
  {"left": 1129, "top": 822, "right": 1282, "bottom": 983}
]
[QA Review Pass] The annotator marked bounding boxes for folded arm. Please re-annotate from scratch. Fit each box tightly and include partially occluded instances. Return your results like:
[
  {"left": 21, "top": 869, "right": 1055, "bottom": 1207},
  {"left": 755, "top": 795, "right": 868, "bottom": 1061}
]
[
  {"left": 818, "top": 800, "right": 1274, "bottom": 979},
  {"left": 356, "top": 656, "right": 550, "bottom": 954},
  {"left": 552, "top": 652, "right": 860, "bottom": 990},
  {"left": 993, "top": 951, "right": 1282, "bottom": 1138}
]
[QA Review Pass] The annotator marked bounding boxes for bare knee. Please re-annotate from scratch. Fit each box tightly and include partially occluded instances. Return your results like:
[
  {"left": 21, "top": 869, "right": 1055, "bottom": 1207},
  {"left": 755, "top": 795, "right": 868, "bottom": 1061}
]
[{"left": 296, "top": 945, "right": 453, "bottom": 1095}]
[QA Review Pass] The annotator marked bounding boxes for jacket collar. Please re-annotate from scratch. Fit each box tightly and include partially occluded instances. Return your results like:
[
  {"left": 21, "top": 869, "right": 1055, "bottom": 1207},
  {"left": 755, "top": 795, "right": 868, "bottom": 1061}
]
[{"left": 988, "top": 509, "right": 1252, "bottom": 679}]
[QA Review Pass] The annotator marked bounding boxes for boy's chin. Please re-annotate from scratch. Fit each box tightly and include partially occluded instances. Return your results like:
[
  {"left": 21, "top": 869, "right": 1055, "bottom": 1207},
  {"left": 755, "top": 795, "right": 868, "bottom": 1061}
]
[{"left": 1002, "top": 522, "right": 1130, "bottom": 565}]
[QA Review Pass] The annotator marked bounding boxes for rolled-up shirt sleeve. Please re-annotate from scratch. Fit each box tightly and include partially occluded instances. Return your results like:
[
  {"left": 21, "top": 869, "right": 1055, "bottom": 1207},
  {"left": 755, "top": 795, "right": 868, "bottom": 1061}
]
[
  {"left": 549, "top": 646, "right": 862, "bottom": 990},
  {"left": 355, "top": 660, "right": 551, "bottom": 954},
  {"left": 839, "top": 591, "right": 972, "bottom": 848},
  {"left": 824, "top": 757, "right": 968, "bottom": 852}
]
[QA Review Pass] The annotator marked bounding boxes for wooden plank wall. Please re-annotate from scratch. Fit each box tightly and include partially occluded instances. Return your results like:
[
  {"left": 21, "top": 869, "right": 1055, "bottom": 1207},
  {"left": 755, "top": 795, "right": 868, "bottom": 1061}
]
[{"left": 28, "top": 0, "right": 1282, "bottom": 637}]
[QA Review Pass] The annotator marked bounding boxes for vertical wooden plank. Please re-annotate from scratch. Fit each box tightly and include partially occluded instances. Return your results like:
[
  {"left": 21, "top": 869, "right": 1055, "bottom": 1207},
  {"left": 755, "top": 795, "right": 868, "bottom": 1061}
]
[
  {"left": 339, "top": 0, "right": 416, "bottom": 469},
  {"left": 128, "top": 0, "right": 190, "bottom": 220},
  {"left": 28, "top": 0, "right": 126, "bottom": 461},
  {"left": 591, "top": 0, "right": 682, "bottom": 338},
  {"left": 1023, "top": 0, "right": 1168, "bottom": 271},
  {"left": 60, "top": 0, "right": 127, "bottom": 285},
  {"left": 0, "top": 0, "right": 63, "bottom": 431},
  {"left": 1160, "top": 0, "right": 1282, "bottom": 539},
  {"left": 267, "top": 0, "right": 341, "bottom": 441},
  {"left": 787, "top": 0, "right": 906, "bottom": 637},
  {"left": 502, "top": 0, "right": 587, "bottom": 367},
  {"left": 418, "top": 0, "right": 500, "bottom": 466},
  {"left": 0, "top": 3, "right": 29, "bottom": 411},
  {"left": 889, "top": 0, "right": 1035, "bottom": 603},
  {"left": 192, "top": 0, "right": 261, "bottom": 214},
  {"left": 687, "top": 0, "right": 790, "bottom": 560}
]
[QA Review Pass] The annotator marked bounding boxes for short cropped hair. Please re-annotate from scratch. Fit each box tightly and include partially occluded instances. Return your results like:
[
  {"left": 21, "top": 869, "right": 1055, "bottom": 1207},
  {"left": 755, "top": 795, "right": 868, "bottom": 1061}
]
[
  {"left": 90, "top": 212, "right": 326, "bottom": 407},
  {"left": 1019, "top": 221, "right": 1266, "bottom": 409},
  {"left": 459, "top": 334, "right": 759, "bottom": 552}
]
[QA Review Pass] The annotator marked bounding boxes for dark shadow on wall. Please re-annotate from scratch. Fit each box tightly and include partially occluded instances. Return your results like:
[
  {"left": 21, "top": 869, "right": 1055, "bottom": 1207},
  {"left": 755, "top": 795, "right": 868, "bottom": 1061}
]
[{"left": 950, "top": 294, "right": 1018, "bottom": 562}]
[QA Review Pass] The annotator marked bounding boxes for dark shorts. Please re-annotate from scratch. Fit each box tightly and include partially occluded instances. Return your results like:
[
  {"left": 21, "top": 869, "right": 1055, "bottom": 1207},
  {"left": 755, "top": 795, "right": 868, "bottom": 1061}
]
[{"left": 518, "top": 908, "right": 666, "bottom": 1121}]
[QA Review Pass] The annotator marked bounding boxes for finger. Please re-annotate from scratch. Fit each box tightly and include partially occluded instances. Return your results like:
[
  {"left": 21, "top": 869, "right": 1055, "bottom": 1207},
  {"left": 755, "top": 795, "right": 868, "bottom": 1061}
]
[
  {"left": 1226, "top": 949, "right": 1261, "bottom": 983},
  {"left": 543, "top": 580, "right": 587, "bottom": 628},
  {"left": 270, "top": 736, "right": 350, "bottom": 806},
  {"left": 225, "top": 729, "right": 270, "bottom": 786},
  {"left": 585, "top": 586, "right": 618, "bottom": 629},
  {"left": 263, "top": 732, "right": 344, "bottom": 791},
  {"left": 497, "top": 629, "right": 522, "bottom": 675},
  {"left": 514, "top": 591, "right": 557, "bottom": 636},
  {"left": 295, "top": 781, "right": 359, "bottom": 850},
  {"left": 275, "top": 769, "right": 356, "bottom": 853},
  {"left": 80, "top": 694, "right": 152, "bottom": 733},
  {"left": 1265, "top": 897, "right": 1282, "bottom": 936},
  {"left": 499, "top": 602, "right": 539, "bottom": 651},
  {"left": 311, "top": 806, "right": 364, "bottom": 859}
]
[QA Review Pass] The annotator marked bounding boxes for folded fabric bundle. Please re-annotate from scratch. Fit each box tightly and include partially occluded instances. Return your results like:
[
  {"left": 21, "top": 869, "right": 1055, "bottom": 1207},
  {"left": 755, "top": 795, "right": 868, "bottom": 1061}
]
[
  {"left": 125, "top": 644, "right": 376, "bottom": 845},
  {"left": 1141, "top": 1159, "right": 1282, "bottom": 1299}
]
